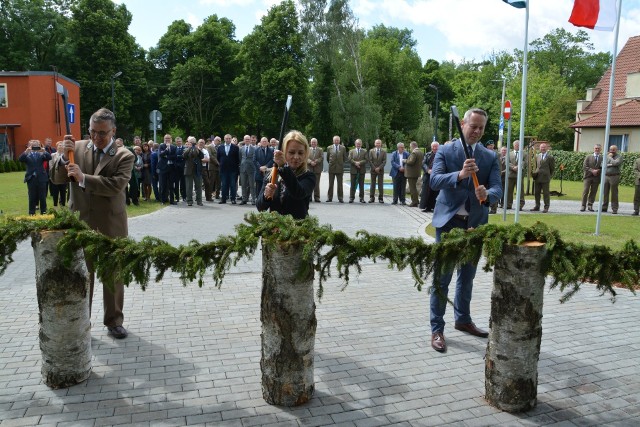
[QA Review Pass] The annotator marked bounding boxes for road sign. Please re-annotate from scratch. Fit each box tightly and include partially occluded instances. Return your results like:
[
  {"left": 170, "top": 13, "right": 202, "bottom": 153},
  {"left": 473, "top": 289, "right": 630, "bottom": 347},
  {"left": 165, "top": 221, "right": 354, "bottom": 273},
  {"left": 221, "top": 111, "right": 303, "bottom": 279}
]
[
  {"left": 504, "top": 100, "right": 512, "bottom": 120},
  {"left": 68, "top": 103, "right": 75, "bottom": 124},
  {"left": 149, "top": 110, "right": 162, "bottom": 122}
]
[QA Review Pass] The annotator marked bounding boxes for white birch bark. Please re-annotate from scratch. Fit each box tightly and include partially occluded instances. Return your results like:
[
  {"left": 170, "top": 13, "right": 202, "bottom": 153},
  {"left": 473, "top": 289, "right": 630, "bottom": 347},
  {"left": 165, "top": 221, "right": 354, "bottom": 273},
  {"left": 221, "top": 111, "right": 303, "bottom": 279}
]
[
  {"left": 32, "top": 230, "right": 91, "bottom": 389},
  {"left": 485, "top": 242, "right": 546, "bottom": 412},
  {"left": 261, "top": 242, "right": 316, "bottom": 406}
]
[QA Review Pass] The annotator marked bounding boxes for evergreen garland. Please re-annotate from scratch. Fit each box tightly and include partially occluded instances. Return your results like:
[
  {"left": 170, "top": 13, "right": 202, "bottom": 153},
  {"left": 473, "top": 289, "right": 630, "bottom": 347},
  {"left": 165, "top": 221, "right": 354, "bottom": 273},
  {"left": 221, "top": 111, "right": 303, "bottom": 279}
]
[{"left": 0, "top": 209, "right": 638, "bottom": 302}]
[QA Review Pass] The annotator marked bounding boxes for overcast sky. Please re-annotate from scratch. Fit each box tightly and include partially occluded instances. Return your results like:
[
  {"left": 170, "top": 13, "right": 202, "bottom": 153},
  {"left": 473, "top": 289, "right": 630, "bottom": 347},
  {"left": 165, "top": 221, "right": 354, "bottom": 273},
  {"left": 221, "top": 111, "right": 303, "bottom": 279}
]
[{"left": 117, "top": 0, "right": 640, "bottom": 63}]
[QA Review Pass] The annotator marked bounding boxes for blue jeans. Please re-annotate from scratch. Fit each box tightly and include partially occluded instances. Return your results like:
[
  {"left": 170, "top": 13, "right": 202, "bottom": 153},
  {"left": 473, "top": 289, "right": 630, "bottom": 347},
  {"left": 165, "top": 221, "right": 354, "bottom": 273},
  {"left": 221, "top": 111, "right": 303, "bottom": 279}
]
[{"left": 430, "top": 216, "right": 477, "bottom": 333}]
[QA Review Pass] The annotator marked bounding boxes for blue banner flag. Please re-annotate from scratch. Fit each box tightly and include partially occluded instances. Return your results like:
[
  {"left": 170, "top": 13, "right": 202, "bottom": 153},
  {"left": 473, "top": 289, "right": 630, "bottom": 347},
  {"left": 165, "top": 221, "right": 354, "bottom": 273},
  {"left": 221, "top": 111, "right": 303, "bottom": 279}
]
[{"left": 503, "top": 0, "right": 527, "bottom": 8}]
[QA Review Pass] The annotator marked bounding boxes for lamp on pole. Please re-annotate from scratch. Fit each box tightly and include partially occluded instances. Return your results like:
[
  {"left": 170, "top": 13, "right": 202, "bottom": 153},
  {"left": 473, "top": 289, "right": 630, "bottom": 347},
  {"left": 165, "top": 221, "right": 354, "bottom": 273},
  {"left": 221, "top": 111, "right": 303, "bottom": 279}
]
[
  {"left": 492, "top": 77, "right": 506, "bottom": 148},
  {"left": 428, "top": 84, "right": 439, "bottom": 142},
  {"left": 111, "top": 71, "right": 122, "bottom": 114}
]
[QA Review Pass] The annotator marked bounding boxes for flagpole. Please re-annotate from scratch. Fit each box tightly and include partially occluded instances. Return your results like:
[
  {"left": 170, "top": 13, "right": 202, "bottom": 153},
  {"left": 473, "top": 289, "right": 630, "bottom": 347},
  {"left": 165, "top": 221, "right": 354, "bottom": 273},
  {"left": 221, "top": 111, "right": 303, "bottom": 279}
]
[
  {"left": 595, "top": 0, "right": 622, "bottom": 236},
  {"left": 514, "top": 1, "right": 529, "bottom": 224}
]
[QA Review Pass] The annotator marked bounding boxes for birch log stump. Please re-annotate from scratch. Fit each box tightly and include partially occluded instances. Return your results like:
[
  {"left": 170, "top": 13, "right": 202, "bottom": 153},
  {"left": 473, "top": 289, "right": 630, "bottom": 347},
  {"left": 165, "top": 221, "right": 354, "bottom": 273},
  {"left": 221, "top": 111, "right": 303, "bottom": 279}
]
[
  {"left": 485, "top": 241, "right": 546, "bottom": 413},
  {"left": 261, "top": 242, "right": 316, "bottom": 406},
  {"left": 32, "top": 230, "right": 92, "bottom": 389}
]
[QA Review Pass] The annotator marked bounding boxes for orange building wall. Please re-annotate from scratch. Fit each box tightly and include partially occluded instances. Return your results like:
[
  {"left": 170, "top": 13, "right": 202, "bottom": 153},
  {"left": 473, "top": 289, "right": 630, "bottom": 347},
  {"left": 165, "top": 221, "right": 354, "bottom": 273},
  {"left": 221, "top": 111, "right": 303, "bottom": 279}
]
[{"left": 0, "top": 72, "right": 81, "bottom": 159}]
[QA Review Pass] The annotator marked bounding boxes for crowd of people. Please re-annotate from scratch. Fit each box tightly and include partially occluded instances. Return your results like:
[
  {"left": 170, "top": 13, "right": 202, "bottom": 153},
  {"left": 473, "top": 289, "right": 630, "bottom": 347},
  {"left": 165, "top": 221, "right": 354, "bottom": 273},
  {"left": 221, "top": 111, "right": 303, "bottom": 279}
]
[
  {"left": 17, "top": 106, "right": 640, "bottom": 353},
  {"left": 19, "top": 129, "right": 640, "bottom": 218}
]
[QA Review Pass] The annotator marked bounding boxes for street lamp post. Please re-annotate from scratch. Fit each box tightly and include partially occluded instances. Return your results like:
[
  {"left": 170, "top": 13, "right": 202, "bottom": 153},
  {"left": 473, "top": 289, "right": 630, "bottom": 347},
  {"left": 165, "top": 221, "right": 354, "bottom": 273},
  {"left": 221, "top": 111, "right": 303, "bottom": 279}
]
[
  {"left": 493, "top": 78, "right": 506, "bottom": 148},
  {"left": 428, "top": 84, "right": 439, "bottom": 142},
  {"left": 111, "top": 71, "right": 122, "bottom": 114}
]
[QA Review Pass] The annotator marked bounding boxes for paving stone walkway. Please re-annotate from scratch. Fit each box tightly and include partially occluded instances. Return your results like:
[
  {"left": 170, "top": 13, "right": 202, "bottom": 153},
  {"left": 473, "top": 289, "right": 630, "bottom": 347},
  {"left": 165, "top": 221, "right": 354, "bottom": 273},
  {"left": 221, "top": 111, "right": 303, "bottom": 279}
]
[{"left": 1, "top": 174, "right": 638, "bottom": 426}]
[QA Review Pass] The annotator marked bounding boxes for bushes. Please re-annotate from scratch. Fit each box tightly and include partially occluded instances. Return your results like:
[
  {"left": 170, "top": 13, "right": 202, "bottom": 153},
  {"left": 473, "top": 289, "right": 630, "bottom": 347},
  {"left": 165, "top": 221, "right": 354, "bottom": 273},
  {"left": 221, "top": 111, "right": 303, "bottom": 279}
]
[
  {"left": 551, "top": 150, "right": 639, "bottom": 186},
  {"left": 0, "top": 159, "right": 25, "bottom": 173}
]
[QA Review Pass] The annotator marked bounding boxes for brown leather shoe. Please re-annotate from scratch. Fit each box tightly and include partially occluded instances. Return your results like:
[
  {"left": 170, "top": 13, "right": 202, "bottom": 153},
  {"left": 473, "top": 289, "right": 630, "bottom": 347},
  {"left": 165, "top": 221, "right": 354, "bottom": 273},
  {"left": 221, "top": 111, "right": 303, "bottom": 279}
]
[
  {"left": 542, "top": 208, "right": 548, "bottom": 213},
  {"left": 431, "top": 332, "right": 447, "bottom": 352},
  {"left": 530, "top": 207, "right": 540, "bottom": 211},
  {"left": 454, "top": 322, "right": 488, "bottom": 338}
]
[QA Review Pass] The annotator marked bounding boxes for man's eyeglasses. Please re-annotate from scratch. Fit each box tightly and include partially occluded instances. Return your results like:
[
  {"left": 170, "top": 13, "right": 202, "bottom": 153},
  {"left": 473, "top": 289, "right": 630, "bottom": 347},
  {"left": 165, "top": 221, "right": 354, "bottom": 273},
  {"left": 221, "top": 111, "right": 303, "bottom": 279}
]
[{"left": 89, "top": 128, "right": 113, "bottom": 138}]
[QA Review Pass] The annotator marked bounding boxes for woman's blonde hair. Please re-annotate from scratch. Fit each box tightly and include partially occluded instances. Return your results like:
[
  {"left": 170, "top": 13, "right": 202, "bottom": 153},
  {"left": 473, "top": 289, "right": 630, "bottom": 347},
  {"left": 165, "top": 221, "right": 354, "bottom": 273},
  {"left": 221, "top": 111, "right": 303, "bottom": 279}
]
[{"left": 282, "top": 130, "right": 309, "bottom": 175}]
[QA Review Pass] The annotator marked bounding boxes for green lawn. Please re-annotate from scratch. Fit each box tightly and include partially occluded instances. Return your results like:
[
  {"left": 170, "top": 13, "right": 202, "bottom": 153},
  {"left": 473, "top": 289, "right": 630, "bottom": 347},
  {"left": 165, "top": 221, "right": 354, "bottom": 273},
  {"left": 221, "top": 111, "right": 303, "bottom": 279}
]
[
  {"left": 426, "top": 213, "right": 640, "bottom": 251},
  {"left": 0, "top": 172, "right": 163, "bottom": 219}
]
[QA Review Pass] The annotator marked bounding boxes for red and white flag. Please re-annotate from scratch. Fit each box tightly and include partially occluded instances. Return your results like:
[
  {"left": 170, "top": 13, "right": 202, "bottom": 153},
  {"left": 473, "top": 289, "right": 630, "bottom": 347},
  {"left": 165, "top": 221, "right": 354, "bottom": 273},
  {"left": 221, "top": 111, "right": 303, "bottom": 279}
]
[{"left": 569, "top": 0, "right": 618, "bottom": 31}]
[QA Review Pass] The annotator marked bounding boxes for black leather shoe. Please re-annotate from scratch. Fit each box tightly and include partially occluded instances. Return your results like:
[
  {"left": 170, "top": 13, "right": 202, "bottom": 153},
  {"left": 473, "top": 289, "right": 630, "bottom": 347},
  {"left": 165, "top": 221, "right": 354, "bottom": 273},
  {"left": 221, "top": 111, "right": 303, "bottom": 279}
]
[
  {"left": 454, "top": 322, "right": 488, "bottom": 338},
  {"left": 349, "top": 200, "right": 354, "bottom": 203},
  {"left": 580, "top": 207, "right": 586, "bottom": 212},
  {"left": 231, "top": 200, "right": 236, "bottom": 204},
  {"left": 108, "top": 326, "right": 128, "bottom": 339},
  {"left": 431, "top": 332, "right": 447, "bottom": 352},
  {"left": 218, "top": 200, "right": 227, "bottom": 204},
  {"left": 239, "top": 201, "right": 247, "bottom": 205}
]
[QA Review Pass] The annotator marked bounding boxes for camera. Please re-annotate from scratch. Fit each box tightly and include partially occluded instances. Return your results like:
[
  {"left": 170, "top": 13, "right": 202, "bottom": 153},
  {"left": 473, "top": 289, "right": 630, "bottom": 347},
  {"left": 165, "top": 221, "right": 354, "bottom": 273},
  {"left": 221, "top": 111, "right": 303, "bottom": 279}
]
[{"left": 32, "top": 146, "right": 41, "bottom": 150}]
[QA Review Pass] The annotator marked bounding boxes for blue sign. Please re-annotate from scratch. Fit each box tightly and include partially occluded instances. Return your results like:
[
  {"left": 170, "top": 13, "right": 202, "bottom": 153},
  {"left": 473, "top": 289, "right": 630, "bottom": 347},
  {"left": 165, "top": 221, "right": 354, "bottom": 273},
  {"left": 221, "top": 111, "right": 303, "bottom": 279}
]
[{"left": 68, "top": 103, "right": 75, "bottom": 124}]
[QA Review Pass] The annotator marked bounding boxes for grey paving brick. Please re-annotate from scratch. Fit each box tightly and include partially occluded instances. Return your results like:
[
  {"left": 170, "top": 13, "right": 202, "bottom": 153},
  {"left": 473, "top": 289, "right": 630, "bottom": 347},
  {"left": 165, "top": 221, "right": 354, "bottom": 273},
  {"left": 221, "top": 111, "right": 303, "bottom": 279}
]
[{"left": 2, "top": 194, "right": 640, "bottom": 427}]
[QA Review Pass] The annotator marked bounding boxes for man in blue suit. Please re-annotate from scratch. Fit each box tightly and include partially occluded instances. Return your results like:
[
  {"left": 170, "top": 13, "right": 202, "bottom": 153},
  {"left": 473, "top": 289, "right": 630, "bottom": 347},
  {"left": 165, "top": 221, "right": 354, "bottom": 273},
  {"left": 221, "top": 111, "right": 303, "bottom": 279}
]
[
  {"left": 19, "top": 139, "right": 52, "bottom": 215},
  {"left": 389, "top": 142, "right": 409, "bottom": 205},
  {"left": 254, "top": 136, "right": 274, "bottom": 197},
  {"left": 158, "top": 134, "right": 178, "bottom": 205},
  {"left": 429, "top": 108, "right": 502, "bottom": 353},
  {"left": 217, "top": 133, "right": 241, "bottom": 204}
]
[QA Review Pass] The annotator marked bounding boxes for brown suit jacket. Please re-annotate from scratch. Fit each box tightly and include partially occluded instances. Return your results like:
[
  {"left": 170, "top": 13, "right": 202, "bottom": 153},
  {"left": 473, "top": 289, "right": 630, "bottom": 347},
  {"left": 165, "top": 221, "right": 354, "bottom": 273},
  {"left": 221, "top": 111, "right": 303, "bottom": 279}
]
[
  {"left": 327, "top": 144, "right": 348, "bottom": 174},
  {"left": 369, "top": 147, "right": 387, "bottom": 173},
  {"left": 348, "top": 148, "right": 368, "bottom": 174},
  {"left": 405, "top": 149, "right": 424, "bottom": 179},
  {"left": 533, "top": 153, "right": 555, "bottom": 184},
  {"left": 582, "top": 153, "right": 602, "bottom": 180},
  {"left": 307, "top": 147, "right": 324, "bottom": 174},
  {"left": 206, "top": 144, "right": 220, "bottom": 172},
  {"left": 51, "top": 140, "right": 134, "bottom": 238}
]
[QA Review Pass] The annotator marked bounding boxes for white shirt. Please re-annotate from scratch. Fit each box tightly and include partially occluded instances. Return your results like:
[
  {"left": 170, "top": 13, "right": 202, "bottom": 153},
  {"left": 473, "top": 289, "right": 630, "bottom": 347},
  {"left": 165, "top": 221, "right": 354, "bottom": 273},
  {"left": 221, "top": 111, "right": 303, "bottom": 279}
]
[{"left": 201, "top": 148, "right": 210, "bottom": 167}]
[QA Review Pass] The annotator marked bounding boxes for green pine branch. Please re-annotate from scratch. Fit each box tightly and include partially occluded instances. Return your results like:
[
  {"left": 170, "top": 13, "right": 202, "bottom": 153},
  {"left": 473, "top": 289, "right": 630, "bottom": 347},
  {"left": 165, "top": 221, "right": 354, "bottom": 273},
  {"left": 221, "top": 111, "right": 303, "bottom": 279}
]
[{"left": 1, "top": 209, "right": 638, "bottom": 302}]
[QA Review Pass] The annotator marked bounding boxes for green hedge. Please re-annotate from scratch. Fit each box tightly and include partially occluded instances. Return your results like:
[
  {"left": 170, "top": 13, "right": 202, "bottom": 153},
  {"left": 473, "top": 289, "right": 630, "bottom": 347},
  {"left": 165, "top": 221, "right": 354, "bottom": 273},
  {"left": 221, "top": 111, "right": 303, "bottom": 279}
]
[
  {"left": 0, "top": 160, "right": 27, "bottom": 173},
  {"left": 552, "top": 150, "right": 639, "bottom": 187}
]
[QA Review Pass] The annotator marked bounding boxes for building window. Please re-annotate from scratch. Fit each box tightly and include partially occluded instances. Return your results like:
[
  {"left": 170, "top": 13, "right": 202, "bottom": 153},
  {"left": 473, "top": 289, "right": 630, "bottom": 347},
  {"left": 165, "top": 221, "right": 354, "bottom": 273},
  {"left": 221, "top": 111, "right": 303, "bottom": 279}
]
[
  {"left": 0, "top": 83, "right": 7, "bottom": 108},
  {"left": 608, "top": 134, "right": 629, "bottom": 152}
]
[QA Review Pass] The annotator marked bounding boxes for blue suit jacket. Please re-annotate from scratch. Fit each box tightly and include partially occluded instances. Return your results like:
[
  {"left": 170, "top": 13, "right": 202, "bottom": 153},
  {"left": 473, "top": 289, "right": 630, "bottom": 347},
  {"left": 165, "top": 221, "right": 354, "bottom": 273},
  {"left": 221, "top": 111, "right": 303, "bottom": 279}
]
[
  {"left": 430, "top": 140, "right": 502, "bottom": 229},
  {"left": 254, "top": 146, "right": 274, "bottom": 180},
  {"left": 389, "top": 151, "right": 409, "bottom": 178},
  {"left": 217, "top": 143, "right": 240, "bottom": 173},
  {"left": 158, "top": 144, "right": 177, "bottom": 172},
  {"left": 19, "top": 151, "right": 51, "bottom": 183}
]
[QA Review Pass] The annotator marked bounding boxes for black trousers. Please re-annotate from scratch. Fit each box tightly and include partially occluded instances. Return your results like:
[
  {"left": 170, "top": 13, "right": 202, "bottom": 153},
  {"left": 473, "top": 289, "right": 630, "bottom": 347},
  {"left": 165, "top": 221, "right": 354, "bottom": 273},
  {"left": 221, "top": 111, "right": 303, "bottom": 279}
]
[{"left": 27, "top": 179, "right": 47, "bottom": 215}]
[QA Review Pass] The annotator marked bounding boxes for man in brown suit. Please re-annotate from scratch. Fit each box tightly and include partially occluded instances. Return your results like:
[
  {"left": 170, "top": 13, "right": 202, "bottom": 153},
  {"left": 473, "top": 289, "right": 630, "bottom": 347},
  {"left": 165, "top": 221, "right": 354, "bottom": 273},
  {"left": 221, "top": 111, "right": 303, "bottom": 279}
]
[
  {"left": 51, "top": 108, "right": 134, "bottom": 339},
  {"left": 530, "top": 143, "right": 555, "bottom": 213},
  {"left": 405, "top": 141, "right": 424, "bottom": 207},
  {"left": 326, "top": 135, "right": 348, "bottom": 202},
  {"left": 580, "top": 144, "right": 602, "bottom": 212},
  {"left": 368, "top": 139, "right": 386, "bottom": 203},
  {"left": 348, "top": 139, "right": 368, "bottom": 203},
  {"left": 307, "top": 138, "right": 324, "bottom": 202}
]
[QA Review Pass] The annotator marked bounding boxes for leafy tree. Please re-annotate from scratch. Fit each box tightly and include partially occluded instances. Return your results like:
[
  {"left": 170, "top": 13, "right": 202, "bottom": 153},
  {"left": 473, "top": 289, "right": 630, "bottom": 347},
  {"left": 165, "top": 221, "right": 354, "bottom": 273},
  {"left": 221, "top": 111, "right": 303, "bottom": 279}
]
[
  {"left": 65, "top": 0, "right": 142, "bottom": 131},
  {"left": 0, "top": 0, "right": 76, "bottom": 71},
  {"left": 528, "top": 28, "right": 611, "bottom": 92},
  {"left": 158, "top": 15, "right": 240, "bottom": 136},
  {"left": 506, "top": 65, "right": 579, "bottom": 150},
  {"left": 361, "top": 25, "right": 423, "bottom": 144},
  {"left": 234, "top": 0, "right": 309, "bottom": 138}
]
